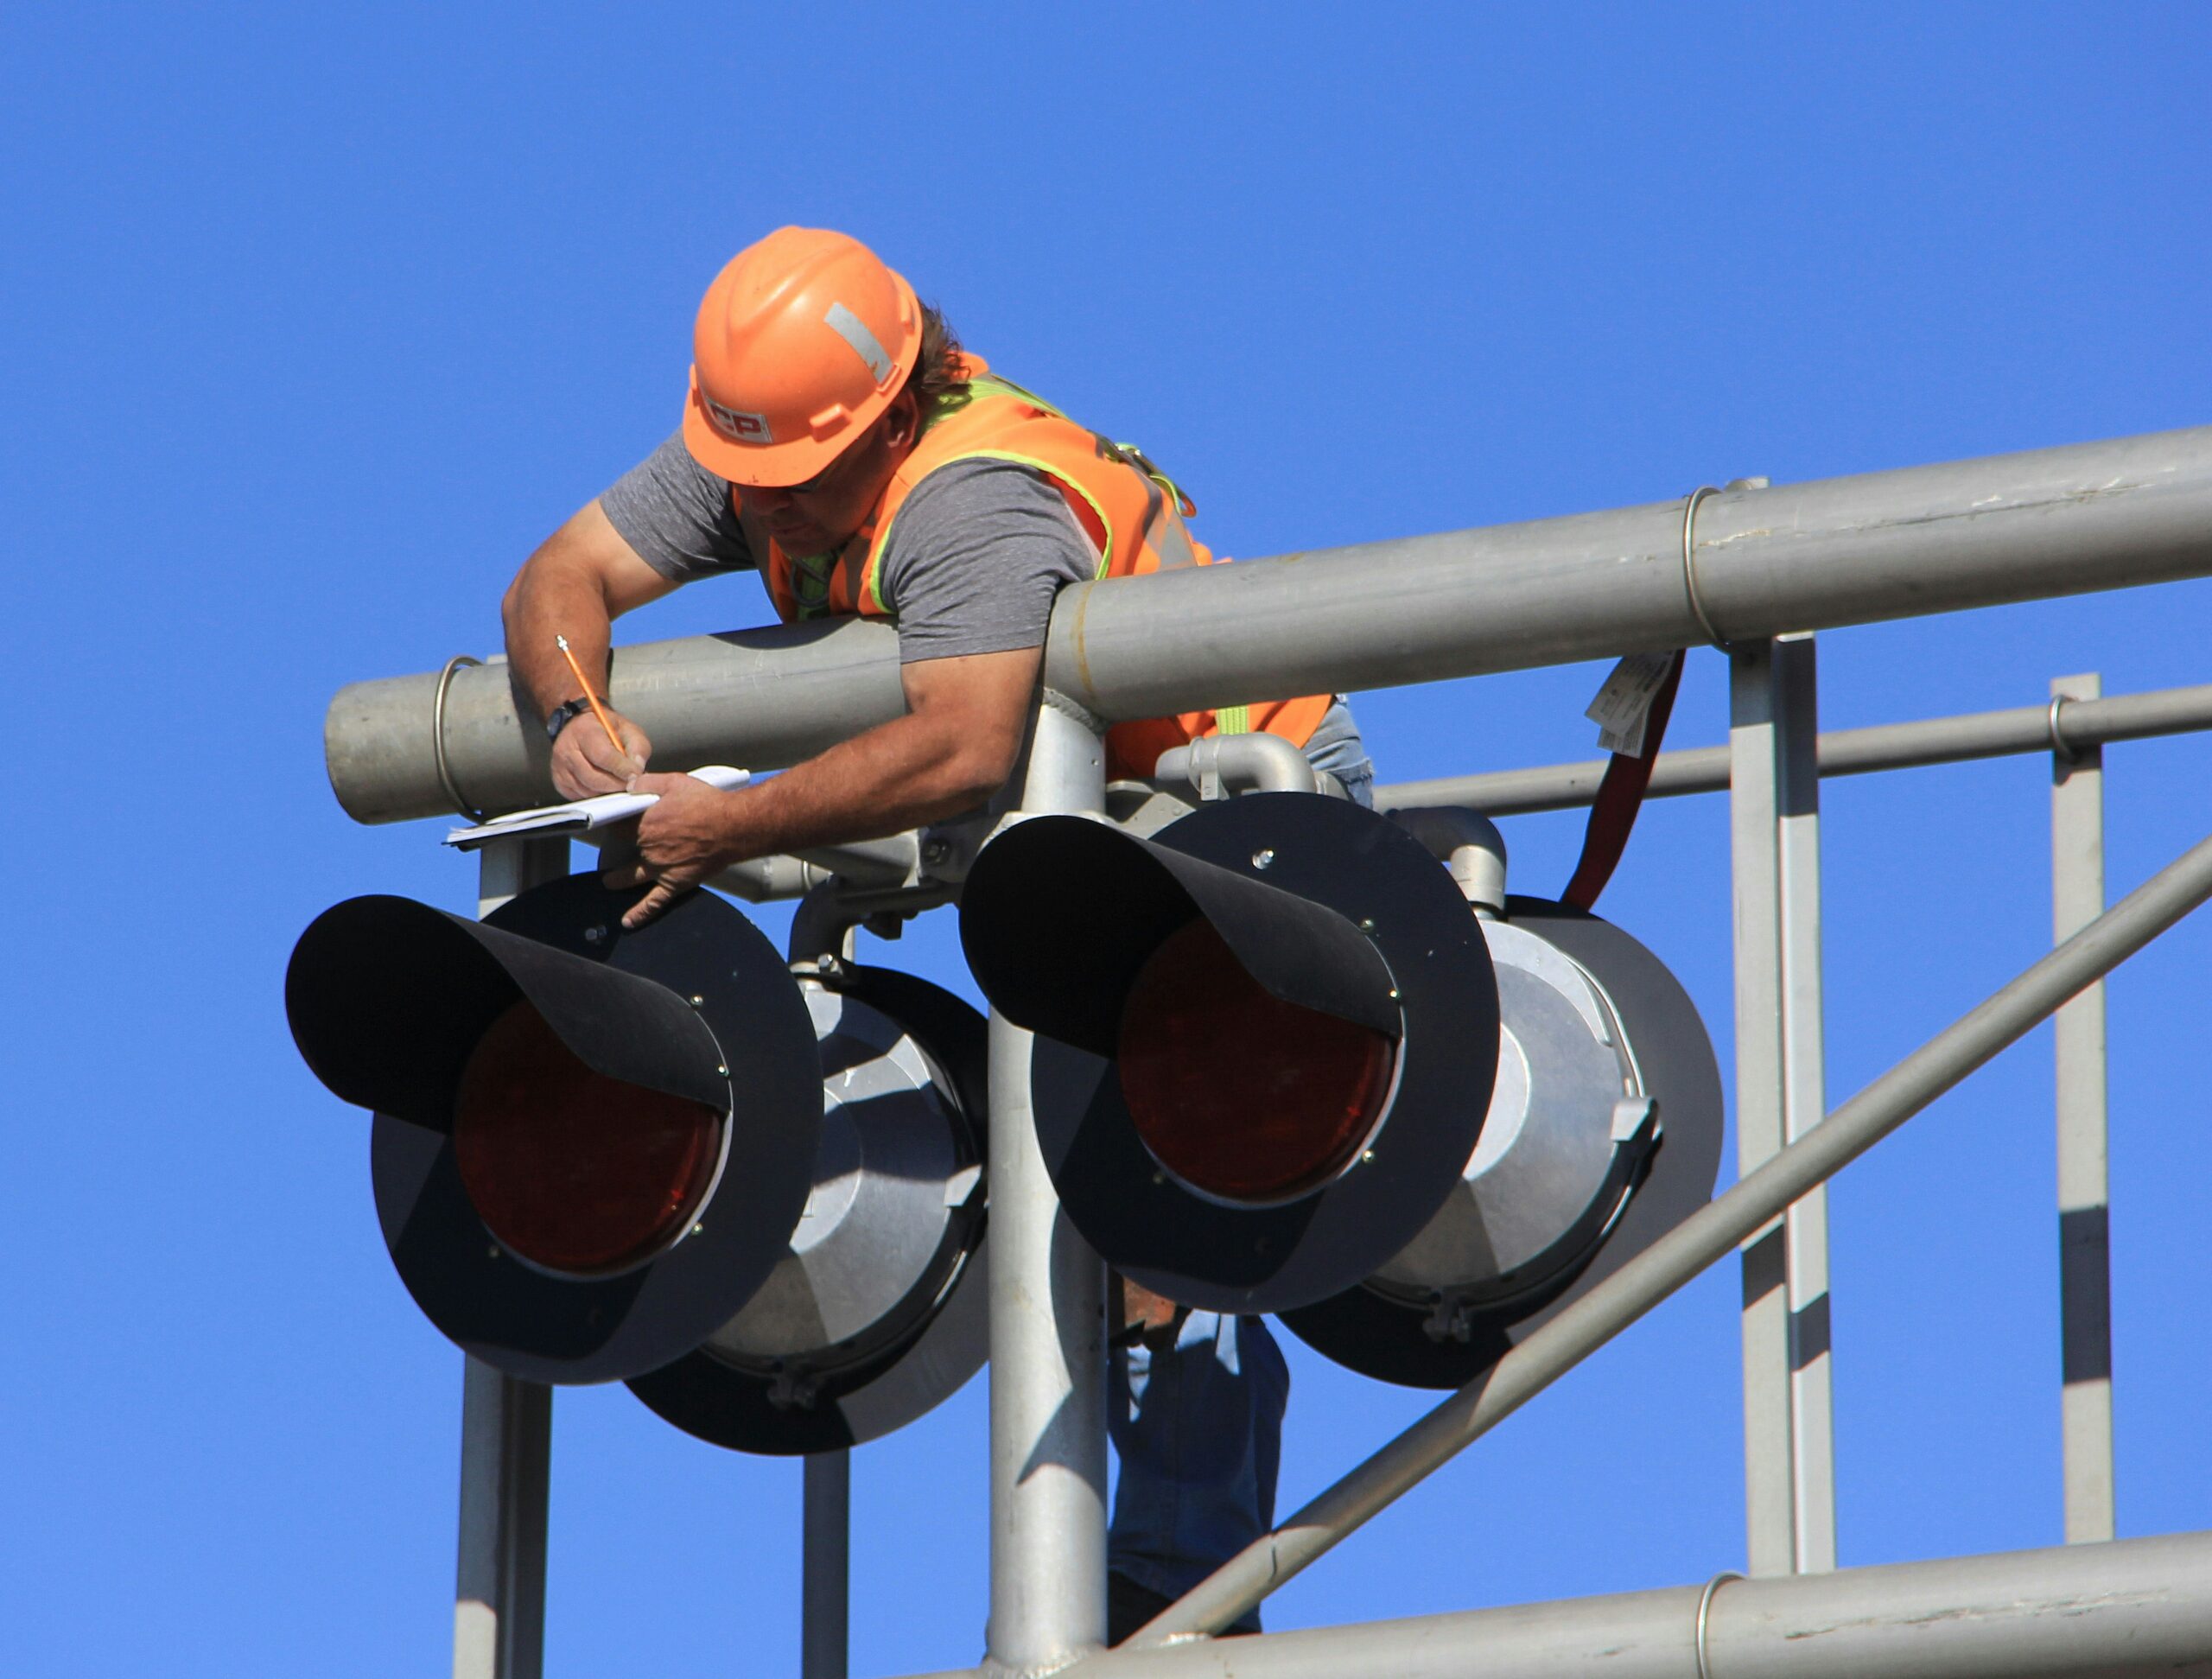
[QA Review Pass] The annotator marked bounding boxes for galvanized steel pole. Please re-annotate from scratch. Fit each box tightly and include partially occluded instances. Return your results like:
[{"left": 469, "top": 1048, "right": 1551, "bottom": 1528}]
[
  {"left": 985, "top": 698, "right": 1110, "bottom": 1674},
  {"left": 1377, "top": 678, "right": 2212, "bottom": 817},
  {"left": 452, "top": 836, "right": 563, "bottom": 1679},
  {"left": 2050, "top": 673, "right": 2117, "bottom": 1544},
  {"left": 920, "top": 1530, "right": 2212, "bottom": 1679},
  {"left": 1727, "top": 634, "right": 1837, "bottom": 1577},
  {"left": 1127, "top": 820, "right": 2212, "bottom": 1643},
  {"left": 325, "top": 427, "right": 2212, "bottom": 825},
  {"left": 802, "top": 1451, "right": 851, "bottom": 1679}
]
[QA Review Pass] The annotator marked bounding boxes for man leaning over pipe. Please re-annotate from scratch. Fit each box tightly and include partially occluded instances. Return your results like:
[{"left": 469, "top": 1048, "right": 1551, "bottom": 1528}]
[{"left": 500, "top": 226, "right": 1376, "bottom": 1642}]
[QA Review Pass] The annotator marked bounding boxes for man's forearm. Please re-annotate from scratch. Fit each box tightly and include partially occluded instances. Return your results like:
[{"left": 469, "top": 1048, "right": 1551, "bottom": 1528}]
[
  {"left": 706, "top": 712, "right": 1010, "bottom": 862},
  {"left": 503, "top": 563, "right": 613, "bottom": 720},
  {"left": 615, "top": 645, "right": 1038, "bottom": 928}
]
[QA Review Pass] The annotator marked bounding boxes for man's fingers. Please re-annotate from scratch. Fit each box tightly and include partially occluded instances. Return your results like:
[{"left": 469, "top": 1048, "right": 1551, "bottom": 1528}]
[
  {"left": 579, "top": 728, "right": 639, "bottom": 781},
  {"left": 600, "top": 860, "right": 651, "bottom": 891},
  {"left": 620, "top": 881, "right": 681, "bottom": 930},
  {"left": 554, "top": 729, "right": 632, "bottom": 796}
]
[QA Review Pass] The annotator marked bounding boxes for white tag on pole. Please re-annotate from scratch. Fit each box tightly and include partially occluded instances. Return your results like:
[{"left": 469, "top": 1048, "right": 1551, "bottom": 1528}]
[{"left": 1585, "top": 652, "right": 1675, "bottom": 757}]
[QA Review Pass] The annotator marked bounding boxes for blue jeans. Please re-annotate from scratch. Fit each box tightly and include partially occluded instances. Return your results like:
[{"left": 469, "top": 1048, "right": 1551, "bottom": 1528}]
[
  {"left": 1300, "top": 695, "right": 1376, "bottom": 810},
  {"left": 1108, "top": 1312, "right": 1287, "bottom": 1631},
  {"left": 1104, "top": 696, "right": 1373, "bottom": 1627}
]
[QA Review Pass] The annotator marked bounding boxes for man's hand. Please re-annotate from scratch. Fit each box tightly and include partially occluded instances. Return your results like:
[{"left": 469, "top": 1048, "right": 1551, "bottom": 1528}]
[
  {"left": 550, "top": 707, "right": 652, "bottom": 799},
  {"left": 502, "top": 498, "right": 678, "bottom": 793},
  {"left": 604, "top": 771, "right": 737, "bottom": 929},
  {"left": 1115, "top": 1275, "right": 1191, "bottom": 1351}
]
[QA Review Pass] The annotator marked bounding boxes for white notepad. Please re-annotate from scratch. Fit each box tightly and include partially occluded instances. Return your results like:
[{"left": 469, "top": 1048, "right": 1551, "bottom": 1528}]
[{"left": 443, "top": 766, "right": 751, "bottom": 849}]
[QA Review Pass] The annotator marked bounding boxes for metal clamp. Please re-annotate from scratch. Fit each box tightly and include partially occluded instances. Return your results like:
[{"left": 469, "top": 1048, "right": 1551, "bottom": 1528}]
[
  {"left": 1694, "top": 1570, "right": 1743, "bottom": 1679},
  {"left": 432, "top": 654, "right": 488, "bottom": 822},
  {"left": 2048, "top": 692, "right": 2080, "bottom": 764},
  {"left": 1681, "top": 487, "right": 1731, "bottom": 652}
]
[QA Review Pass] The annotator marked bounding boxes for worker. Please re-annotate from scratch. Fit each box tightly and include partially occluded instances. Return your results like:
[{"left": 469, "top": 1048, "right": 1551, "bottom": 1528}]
[{"left": 500, "top": 226, "right": 1375, "bottom": 1643}]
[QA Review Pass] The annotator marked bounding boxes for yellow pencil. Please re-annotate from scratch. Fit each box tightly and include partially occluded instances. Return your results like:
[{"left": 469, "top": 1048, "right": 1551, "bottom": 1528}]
[{"left": 554, "top": 635, "right": 630, "bottom": 760}]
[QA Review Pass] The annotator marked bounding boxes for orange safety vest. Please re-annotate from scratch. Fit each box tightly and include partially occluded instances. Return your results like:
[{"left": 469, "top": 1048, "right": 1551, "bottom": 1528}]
[{"left": 738, "top": 357, "right": 1332, "bottom": 782}]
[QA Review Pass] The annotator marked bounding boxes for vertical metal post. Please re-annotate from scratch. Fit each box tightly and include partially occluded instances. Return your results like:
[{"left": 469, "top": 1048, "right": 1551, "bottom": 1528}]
[
  {"left": 2050, "top": 672, "right": 2116, "bottom": 1543},
  {"left": 454, "top": 836, "right": 565, "bottom": 1679},
  {"left": 795, "top": 904, "right": 858, "bottom": 1679},
  {"left": 986, "top": 696, "right": 1109, "bottom": 1672},
  {"left": 803, "top": 1452, "right": 851, "bottom": 1679},
  {"left": 1729, "top": 634, "right": 1839, "bottom": 1576}
]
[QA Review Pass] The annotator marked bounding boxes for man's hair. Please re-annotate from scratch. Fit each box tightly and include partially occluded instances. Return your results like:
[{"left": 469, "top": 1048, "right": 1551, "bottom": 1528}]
[{"left": 906, "top": 302, "right": 969, "bottom": 424}]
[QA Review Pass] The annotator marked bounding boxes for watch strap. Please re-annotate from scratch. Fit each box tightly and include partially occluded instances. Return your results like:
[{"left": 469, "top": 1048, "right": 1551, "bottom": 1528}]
[{"left": 544, "top": 697, "right": 594, "bottom": 743}]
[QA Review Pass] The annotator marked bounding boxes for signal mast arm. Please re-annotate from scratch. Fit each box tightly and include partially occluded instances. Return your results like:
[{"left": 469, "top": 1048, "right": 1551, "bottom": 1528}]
[{"left": 612, "top": 642, "right": 1043, "bottom": 929}]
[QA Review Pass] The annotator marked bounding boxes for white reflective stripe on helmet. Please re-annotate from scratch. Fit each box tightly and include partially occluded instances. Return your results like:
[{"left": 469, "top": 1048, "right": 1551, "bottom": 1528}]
[{"left": 823, "top": 302, "right": 897, "bottom": 387}]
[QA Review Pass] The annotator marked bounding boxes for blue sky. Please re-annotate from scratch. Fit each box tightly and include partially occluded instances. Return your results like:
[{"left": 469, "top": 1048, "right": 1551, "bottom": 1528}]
[{"left": 7, "top": 5, "right": 2210, "bottom": 1675}]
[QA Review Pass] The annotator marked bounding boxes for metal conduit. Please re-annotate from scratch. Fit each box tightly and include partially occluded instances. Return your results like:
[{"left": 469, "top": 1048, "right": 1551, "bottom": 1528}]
[
  {"left": 1376, "top": 680, "right": 2212, "bottom": 817},
  {"left": 1125, "top": 822, "right": 2212, "bottom": 1643},
  {"left": 896, "top": 1530, "right": 2212, "bottom": 1679},
  {"left": 325, "top": 426, "right": 2212, "bottom": 824}
]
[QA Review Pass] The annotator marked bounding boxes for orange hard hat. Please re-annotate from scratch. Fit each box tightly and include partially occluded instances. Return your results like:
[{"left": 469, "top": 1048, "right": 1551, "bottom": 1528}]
[{"left": 682, "top": 226, "right": 924, "bottom": 487}]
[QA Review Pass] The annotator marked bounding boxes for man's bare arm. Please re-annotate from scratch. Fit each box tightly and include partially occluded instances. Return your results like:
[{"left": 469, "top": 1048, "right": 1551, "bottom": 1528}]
[
  {"left": 502, "top": 499, "right": 678, "bottom": 795},
  {"left": 611, "top": 645, "right": 1043, "bottom": 928}
]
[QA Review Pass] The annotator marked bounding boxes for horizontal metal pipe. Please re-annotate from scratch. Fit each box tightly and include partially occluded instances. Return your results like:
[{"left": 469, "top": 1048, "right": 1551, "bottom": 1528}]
[
  {"left": 459, "top": 679, "right": 2212, "bottom": 903},
  {"left": 327, "top": 426, "right": 2212, "bottom": 824},
  {"left": 895, "top": 1531, "right": 2212, "bottom": 1679},
  {"left": 709, "top": 853, "right": 829, "bottom": 902},
  {"left": 1377, "top": 680, "right": 2212, "bottom": 817},
  {"left": 1130, "top": 823, "right": 2212, "bottom": 1642},
  {"left": 791, "top": 832, "right": 920, "bottom": 887},
  {"left": 329, "top": 621, "right": 908, "bottom": 825}
]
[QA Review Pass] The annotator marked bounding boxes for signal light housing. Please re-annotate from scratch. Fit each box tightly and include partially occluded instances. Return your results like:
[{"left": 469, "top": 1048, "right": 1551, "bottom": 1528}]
[
  {"left": 1278, "top": 895, "right": 1724, "bottom": 1388},
  {"left": 289, "top": 873, "right": 995, "bottom": 1451},
  {"left": 287, "top": 874, "right": 822, "bottom": 1385},
  {"left": 627, "top": 964, "right": 993, "bottom": 1455},
  {"left": 960, "top": 792, "right": 1499, "bottom": 1315}
]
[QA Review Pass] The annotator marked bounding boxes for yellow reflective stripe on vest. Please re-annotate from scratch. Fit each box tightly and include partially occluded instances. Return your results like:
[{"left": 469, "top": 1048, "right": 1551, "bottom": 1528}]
[
  {"left": 789, "top": 550, "right": 838, "bottom": 618},
  {"left": 966, "top": 372, "right": 1071, "bottom": 419},
  {"left": 1216, "top": 704, "right": 1251, "bottom": 735}
]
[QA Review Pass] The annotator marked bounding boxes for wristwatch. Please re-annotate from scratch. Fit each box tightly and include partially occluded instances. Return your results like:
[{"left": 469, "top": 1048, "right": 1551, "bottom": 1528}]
[{"left": 544, "top": 696, "right": 595, "bottom": 743}]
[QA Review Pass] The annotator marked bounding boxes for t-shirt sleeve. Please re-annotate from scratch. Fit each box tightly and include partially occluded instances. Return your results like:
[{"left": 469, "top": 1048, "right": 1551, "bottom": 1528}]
[
  {"left": 600, "top": 429, "right": 755, "bottom": 582},
  {"left": 874, "top": 457, "right": 1101, "bottom": 663}
]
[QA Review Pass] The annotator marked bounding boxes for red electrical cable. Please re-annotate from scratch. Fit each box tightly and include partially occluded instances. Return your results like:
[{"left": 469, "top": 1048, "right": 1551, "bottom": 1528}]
[{"left": 1560, "top": 649, "right": 1686, "bottom": 911}]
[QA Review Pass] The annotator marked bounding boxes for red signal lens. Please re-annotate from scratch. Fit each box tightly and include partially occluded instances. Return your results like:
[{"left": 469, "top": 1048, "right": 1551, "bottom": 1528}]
[
  {"left": 452, "top": 1001, "right": 726, "bottom": 1275},
  {"left": 1116, "top": 919, "right": 1397, "bottom": 1204}
]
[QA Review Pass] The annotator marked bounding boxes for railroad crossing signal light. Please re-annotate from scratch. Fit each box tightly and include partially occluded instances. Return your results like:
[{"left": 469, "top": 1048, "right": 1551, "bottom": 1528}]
[
  {"left": 629, "top": 964, "right": 991, "bottom": 1454},
  {"left": 286, "top": 874, "right": 992, "bottom": 1450},
  {"left": 959, "top": 792, "right": 1502, "bottom": 1315},
  {"left": 1279, "top": 895, "right": 1725, "bottom": 1387}
]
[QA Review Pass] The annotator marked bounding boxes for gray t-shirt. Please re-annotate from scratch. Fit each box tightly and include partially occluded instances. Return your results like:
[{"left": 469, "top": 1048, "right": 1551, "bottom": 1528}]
[{"left": 601, "top": 430, "right": 1100, "bottom": 663}]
